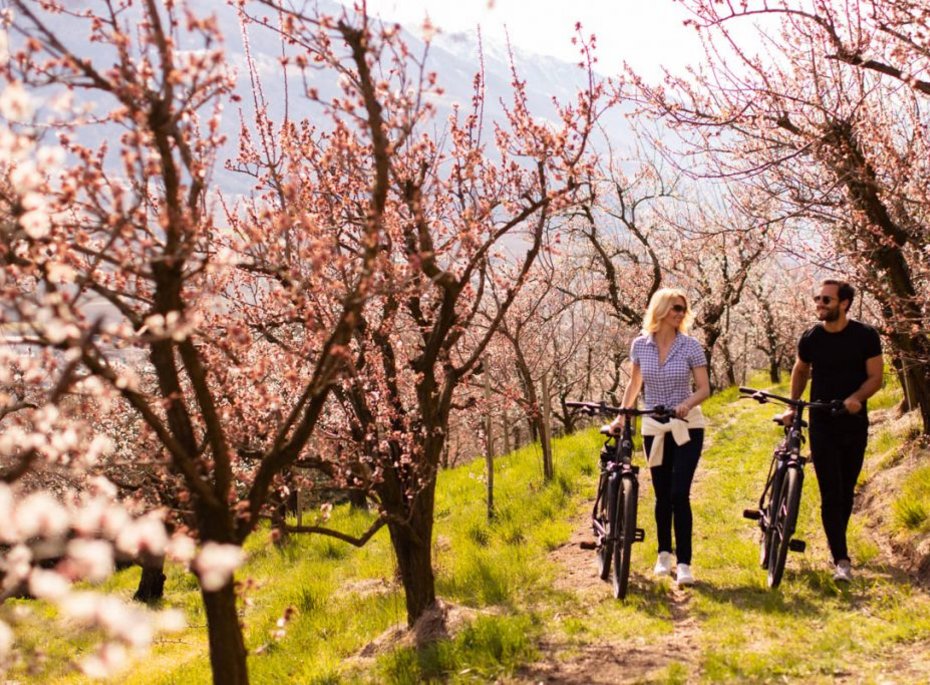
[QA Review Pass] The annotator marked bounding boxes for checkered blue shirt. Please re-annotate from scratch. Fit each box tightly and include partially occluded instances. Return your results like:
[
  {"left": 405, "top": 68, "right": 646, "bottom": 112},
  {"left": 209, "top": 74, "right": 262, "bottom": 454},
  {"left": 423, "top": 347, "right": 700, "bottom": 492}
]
[{"left": 630, "top": 333, "right": 707, "bottom": 409}]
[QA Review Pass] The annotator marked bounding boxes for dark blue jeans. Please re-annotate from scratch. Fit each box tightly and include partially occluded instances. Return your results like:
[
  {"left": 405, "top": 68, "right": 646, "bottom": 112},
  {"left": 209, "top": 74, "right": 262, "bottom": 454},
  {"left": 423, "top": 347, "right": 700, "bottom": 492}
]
[{"left": 644, "top": 429, "right": 705, "bottom": 565}]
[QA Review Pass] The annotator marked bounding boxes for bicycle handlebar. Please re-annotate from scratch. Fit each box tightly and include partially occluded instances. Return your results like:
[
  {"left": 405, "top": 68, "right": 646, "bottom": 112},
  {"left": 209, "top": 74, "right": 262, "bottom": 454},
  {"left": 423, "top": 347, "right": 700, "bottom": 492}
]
[
  {"left": 566, "top": 401, "right": 676, "bottom": 420},
  {"left": 738, "top": 387, "right": 845, "bottom": 414}
]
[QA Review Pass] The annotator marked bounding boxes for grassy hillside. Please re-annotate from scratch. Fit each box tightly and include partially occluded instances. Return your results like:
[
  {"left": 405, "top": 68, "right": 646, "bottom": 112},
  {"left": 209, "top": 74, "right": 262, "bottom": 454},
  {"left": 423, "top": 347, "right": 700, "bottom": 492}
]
[{"left": 9, "top": 374, "right": 930, "bottom": 683}]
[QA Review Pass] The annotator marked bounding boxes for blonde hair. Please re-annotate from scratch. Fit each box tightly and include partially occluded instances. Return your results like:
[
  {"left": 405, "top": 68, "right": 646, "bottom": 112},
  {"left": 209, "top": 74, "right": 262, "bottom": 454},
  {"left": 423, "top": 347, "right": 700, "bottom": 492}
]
[{"left": 642, "top": 287, "right": 694, "bottom": 334}]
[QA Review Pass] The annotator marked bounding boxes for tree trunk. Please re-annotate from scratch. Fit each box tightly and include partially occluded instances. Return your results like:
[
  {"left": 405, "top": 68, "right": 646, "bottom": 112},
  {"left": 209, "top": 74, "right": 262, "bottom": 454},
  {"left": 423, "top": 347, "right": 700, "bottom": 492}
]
[
  {"left": 502, "top": 409, "right": 512, "bottom": 455},
  {"left": 387, "top": 482, "right": 437, "bottom": 626},
  {"left": 202, "top": 581, "right": 249, "bottom": 685},
  {"left": 133, "top": 558, "right": 166, "bottom": 603},
  {"left": 484, "top": 364, "right": 495, "bottom": 520},
  {"left": 540, "top": 374, "right": 553, "bottom": 481}
]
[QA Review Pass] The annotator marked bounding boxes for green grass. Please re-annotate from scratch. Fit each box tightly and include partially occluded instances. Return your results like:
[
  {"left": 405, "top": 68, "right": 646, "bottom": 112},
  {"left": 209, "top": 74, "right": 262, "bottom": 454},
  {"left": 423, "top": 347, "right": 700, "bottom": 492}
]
[
  {"left": 9, "top": 370, "right": 930, "bottom": 684},
  {"left": 893, "top": 465, "right": 930, "bottom": 533}
]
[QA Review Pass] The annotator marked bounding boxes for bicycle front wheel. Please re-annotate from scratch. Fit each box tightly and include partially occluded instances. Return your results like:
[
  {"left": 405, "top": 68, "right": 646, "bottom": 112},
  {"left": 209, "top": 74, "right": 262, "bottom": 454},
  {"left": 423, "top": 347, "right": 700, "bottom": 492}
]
[
  {"left": 597, "top": 474, "right": 619, "bottom": 581},
  {"left": 767, "top": 466, "right": 802, "bottom": 589},
  {"left": 612, "top": 476, "right": 637, "bottom": 599}
]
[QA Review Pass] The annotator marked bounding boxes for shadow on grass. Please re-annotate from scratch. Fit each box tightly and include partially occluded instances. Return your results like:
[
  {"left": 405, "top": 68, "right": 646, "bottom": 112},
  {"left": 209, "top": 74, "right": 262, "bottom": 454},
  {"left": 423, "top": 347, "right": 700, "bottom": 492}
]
[{"left": 688, "top": 577, "right": 823, "bottom": 619}]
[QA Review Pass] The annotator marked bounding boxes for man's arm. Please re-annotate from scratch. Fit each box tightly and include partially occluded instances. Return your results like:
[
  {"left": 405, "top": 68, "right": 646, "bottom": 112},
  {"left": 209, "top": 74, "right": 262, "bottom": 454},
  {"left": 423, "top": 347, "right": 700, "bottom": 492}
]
[
  {"left": 844, "top": 355, "right": 883, "bottom": 414},
  {"left": 782, "top": 357, "right": 811, "bottom": 425},
  {"left": 790, "top": 357, "right": 811, "bottom": 401}
]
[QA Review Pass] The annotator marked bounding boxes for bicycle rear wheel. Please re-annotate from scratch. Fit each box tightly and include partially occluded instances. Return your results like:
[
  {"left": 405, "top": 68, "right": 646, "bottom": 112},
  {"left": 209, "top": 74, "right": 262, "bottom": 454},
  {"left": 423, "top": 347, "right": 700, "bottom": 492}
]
[
  {"left": 612, "top": 476, "right": 637, "bottom": 599},
  {"left": 597, "top": 475, "right": 618, "bottom": 581},
  {"left": 767, "top": 466, "right": 802, "bottom": 588}
]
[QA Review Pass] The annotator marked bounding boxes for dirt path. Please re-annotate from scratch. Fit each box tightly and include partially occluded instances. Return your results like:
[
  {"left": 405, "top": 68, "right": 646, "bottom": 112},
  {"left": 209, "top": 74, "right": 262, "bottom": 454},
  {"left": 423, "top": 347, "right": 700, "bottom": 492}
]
[
  {"left": 511, "top": 404, "right": 930, "bottom": 684},
  {"left": 514, "top": 519, "right": 703, "bottom": 684}
]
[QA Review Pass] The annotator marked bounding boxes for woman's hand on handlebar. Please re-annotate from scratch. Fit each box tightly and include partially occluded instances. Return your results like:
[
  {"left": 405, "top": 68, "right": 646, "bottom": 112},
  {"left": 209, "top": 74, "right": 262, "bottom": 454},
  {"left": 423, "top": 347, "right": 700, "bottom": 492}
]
[
  {"left": 608, "top": 415, "right": 627, "bottom": 435},
  {"left": 674, "top": 402, "right": 691, "bottom": 419}
]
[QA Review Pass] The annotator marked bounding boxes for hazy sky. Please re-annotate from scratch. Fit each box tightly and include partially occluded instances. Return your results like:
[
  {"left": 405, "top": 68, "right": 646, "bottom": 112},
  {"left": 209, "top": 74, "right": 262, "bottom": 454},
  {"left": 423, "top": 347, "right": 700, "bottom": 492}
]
[{"left": 353, "top": 0, "right": 704, "bottom": 78}]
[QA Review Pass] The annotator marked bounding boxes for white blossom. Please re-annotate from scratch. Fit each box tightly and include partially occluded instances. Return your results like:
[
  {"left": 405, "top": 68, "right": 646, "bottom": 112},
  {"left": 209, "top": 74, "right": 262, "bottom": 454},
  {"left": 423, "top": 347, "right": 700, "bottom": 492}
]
[
  {"left": 15, "top": 492, "right": 69, "bottom": 539},
  {"left": 79, "top": 643, "right": 128, "bottom": 679},
  {"left": 28, "top": 568, "right": 71, "bottom": 601},
  {"left": 10, "top": 159, "right": 40, "bottom": 192},
  {"left": 153, "top": 609, "right": 187, "bottom": 633},
  {"left": 19, "top": 208, "right": 51, "bottom": 240},
  {"left": 194, "top": 542, "right": 245, "bottom": 591},
  {"left": 0, "top": 621, "right": 13, "bottom": 659},
  {"left": 0, "top": 81, "right": 34, "bottom": 121},
  {"left": 115, "top": 516, "right": 168, "bottom": 558},
  {"left": 165, "top": 534, "right": 196, "bottom": 564},
  {"left": 2, "top": 545, "right": 32, "bottom": 591},
  {"left": 67, "top": 539, "right": 115, "bottom": 582}
]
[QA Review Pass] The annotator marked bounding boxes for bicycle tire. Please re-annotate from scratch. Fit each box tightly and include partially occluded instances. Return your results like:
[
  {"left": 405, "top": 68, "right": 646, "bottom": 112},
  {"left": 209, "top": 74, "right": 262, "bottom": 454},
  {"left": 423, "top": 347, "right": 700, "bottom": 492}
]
[
  {"left": 760, "top": 466, "right": 785, "bottom": 570},
  {"left": 597, "top": 475, "right": 618, "bottom": 581},
  {"left": 612, "top": 476, "right": 637, "bottom": 599},
  {"left": 767, "top": 466, "right": 802, "bottom": 588}
]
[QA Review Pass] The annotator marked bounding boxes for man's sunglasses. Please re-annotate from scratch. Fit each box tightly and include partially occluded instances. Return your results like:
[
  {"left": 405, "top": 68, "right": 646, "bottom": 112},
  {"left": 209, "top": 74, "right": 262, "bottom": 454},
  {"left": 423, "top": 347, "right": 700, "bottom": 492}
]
[
  {"left": 670, "top": 304, "right": 687, "bottom": 313},
  {"left": 813, "top": 295, "right": 835, "bottom": 304}
]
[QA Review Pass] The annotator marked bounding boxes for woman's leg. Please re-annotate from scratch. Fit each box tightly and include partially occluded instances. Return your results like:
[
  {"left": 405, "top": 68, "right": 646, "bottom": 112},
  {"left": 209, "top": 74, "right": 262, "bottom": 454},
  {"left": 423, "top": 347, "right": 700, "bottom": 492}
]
[
  {"left": 646, "top": 435, "right": 675, "bottom": 555},
  {"left": 669, "top": 429, "right": 704, "bottom": 565}
]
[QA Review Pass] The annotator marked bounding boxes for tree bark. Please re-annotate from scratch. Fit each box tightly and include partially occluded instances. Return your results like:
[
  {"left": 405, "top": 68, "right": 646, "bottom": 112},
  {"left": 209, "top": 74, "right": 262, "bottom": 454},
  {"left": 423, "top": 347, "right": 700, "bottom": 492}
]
[
  {"left": 202, "top": 582, "right": 249, "bottom": 685},
  {"left": 387, "top": 482, "right": 437, "bottom": 626},
  {"left": 133, "top": 558, "right": 166, "bottom": 603},
  {"left": 540, "top": 373, "right": 554, "bottom": 481}
]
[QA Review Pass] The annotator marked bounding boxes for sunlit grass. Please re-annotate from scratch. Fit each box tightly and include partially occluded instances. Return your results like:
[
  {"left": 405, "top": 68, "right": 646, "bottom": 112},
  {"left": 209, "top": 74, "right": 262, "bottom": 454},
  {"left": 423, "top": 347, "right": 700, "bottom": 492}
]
[{"left": 11, "top": 368, "right": 929, "bottom": 684}]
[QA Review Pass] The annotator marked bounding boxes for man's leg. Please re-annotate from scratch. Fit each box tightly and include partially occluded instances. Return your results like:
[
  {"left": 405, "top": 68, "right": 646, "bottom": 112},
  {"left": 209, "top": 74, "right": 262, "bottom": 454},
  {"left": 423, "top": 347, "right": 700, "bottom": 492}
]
[
  {"left": 811, "top": 420, "right": 868, "bottom": 563},
  {"left": 810, "top": 424, "right": 849, "bottom": 563}
]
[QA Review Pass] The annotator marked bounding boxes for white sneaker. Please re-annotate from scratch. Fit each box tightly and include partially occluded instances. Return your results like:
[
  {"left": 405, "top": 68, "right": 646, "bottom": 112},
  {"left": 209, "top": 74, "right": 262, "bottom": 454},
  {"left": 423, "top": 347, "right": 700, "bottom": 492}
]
[
  {"left": 676, "top": 563, "right": 695, "bottom": 586},
  {"left": 833, "top": 560, "right": 853, "bottom": 583},
  {"left": 654, "top": 551, "right": 673, "bottom": 577}
]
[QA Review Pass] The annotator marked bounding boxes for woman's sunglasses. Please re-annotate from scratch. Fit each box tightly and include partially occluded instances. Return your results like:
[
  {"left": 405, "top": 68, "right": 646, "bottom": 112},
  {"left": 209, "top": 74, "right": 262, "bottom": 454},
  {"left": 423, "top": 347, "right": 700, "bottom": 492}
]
[{"left": 670, "top": 304, "right": 687, "bottom": 313}]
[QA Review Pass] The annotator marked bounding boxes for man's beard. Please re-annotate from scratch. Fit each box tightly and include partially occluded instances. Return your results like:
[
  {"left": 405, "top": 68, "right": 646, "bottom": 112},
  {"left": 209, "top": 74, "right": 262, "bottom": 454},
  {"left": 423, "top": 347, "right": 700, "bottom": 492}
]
[{"left": 818, "top": 307, "right": 840, "bottom": 322}]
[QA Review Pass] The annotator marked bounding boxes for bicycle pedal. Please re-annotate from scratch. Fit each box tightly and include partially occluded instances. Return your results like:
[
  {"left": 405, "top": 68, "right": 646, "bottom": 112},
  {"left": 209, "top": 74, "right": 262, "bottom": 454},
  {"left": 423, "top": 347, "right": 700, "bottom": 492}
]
[
  {"left": 633, "top": 528, "right": 645, "bottom": 542},
  {"left": 579, "top": 541, "right": 598, "bottom": 551},
  {"left": 788, "top": 539, "right": 806, "bottom": 553},
  {"left": 742, "top": 509, "right": 761, "bottom": 520}
]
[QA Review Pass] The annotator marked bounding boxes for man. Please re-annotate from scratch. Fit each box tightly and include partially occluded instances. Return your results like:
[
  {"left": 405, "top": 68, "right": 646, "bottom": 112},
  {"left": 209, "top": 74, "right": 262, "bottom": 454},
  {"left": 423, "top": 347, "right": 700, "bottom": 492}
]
[{"left": 784, "top": 279, "right": 883, "bottom": 583}]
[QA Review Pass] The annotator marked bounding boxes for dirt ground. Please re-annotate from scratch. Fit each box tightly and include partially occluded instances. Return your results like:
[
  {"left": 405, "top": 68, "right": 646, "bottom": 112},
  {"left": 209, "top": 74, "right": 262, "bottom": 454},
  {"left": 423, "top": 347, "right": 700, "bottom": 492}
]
[{"left": 513, "top": 521, "right": 702, "bottom": 685}]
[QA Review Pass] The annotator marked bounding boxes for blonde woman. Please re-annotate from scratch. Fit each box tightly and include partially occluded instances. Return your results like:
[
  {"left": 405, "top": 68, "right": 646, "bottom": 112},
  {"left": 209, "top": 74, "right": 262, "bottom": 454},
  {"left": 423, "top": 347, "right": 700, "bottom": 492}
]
[{"left": 610, "top": 288, "right": 710, "bottom": 586}]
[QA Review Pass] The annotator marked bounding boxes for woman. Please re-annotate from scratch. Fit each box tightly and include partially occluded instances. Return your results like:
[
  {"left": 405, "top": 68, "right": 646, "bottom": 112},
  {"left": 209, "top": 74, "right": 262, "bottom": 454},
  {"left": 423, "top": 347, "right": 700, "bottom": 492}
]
[{"left": 610, "top": 288, "right": 710, "bottom": 587}]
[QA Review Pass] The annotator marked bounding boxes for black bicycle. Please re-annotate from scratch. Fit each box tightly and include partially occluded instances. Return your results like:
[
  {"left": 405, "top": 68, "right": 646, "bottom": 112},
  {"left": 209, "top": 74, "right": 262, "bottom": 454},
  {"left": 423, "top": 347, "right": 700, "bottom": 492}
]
[
  {"left": 739, "top": 387, "right": 844, "bottom": 588},
  {"left": 567, "top": 401, "right": 676, "bottom": 599}
]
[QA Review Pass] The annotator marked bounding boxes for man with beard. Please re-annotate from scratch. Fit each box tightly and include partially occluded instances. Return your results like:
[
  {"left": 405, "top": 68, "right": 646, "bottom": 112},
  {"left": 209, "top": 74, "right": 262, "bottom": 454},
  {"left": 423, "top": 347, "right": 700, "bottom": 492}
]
[{"left": 783, "top": 280, "right": 883, "bottom": 583}]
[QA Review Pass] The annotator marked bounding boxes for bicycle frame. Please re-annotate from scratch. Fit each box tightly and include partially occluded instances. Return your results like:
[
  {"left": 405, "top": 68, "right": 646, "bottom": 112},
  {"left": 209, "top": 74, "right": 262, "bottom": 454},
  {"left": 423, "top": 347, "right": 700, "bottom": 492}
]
[
  {"left": 590, "top": 423, "right": 643, "bottom": 550},
  {"left": 568, "top": 400, "right": 674, "bottom": 599},
  {"left": 740, "top": 387, "right": 843, "bottom": 587}
]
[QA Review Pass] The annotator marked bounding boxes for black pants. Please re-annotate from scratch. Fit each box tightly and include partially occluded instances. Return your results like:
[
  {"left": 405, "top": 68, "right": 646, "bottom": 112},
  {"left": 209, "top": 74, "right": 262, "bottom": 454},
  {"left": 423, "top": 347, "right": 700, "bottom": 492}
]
[
  {"left": 809, "top": 419, "right": 868, "bottom": 564},
  {"left": 644, "top": 429, "right": 704, "bottom": 565}
]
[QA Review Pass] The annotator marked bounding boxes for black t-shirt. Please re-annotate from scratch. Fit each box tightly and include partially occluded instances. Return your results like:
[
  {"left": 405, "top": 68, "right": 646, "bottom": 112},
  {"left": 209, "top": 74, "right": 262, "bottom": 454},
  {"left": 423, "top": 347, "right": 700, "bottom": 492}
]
[{"left": 797, "top": 319, "right": 882, "bottom": 425}]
